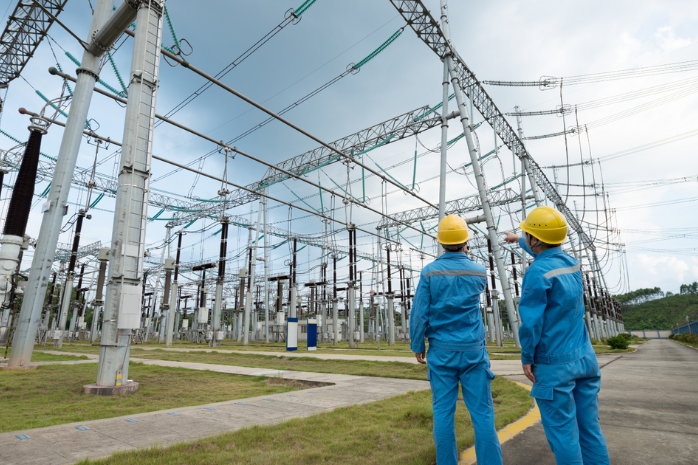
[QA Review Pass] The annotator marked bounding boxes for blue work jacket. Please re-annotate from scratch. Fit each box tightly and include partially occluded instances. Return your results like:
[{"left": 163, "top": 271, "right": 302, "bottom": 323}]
[
  {"left": 518, "top": 237, "right": 588, "bottom": 365},
  {"left": 410, "top": 252, "right": 487, "bottom": 353}
]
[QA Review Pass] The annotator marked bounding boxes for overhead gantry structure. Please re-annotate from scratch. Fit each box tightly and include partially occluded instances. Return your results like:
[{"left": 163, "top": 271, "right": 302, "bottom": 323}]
[
  {"left": 3, "top": 0, "right": 624, "bottom": 372},
  {"left": 0, "top": 0, "right": 69, "bottom": 89}
]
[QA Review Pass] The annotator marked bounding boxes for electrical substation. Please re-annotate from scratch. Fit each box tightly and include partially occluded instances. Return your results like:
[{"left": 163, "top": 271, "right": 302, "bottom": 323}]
[{"left": 0, "top": 0, "right": 696, "bottom": 464}]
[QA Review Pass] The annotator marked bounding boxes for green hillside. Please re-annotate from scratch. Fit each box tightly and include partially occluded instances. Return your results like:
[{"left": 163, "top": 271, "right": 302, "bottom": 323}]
[{"left": 622, "top": 293, "right": 698, "bottom": 330}]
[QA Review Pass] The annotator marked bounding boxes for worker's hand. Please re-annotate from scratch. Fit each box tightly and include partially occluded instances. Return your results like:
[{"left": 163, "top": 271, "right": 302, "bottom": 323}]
[
  {"left": 503, "top": 232, "right": 520, "bottom": 244},
  {"left": 415, "top": 350, "right": 427, "bottom": 364},
  {"left": 522, "top": 364, "right": 536, "bottom": 383}
]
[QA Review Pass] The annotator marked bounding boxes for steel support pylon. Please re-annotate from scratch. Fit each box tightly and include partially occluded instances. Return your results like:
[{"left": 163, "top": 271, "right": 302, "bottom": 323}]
[
  {"left": 95, "top": 0, "right": 164, "bottom": 387},
  {"left": 8, "top": 0, "right": 116, "bottom": 368}
]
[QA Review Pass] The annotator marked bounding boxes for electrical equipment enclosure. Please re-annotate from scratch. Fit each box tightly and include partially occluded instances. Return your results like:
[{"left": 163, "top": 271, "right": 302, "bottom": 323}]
[
  {"left": 118, "top": 284, "right": 142, "bottom": 329},
  {"left": 197, "top": 307, "right": 209, "bottom": 324},
  {"left": 286, "top": 317, "right": 298, "bottom": 351},
  {"left": 181, "top": 319, "right": 189, "bottom": 330},
  {"left": 307, "top": 318, "right": 317, "bottom": 351}
]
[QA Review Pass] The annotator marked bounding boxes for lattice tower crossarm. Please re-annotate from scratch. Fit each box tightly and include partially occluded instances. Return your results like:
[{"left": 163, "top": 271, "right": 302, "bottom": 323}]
[
  {"left": 0, "top": 0, "right": 69, "bottom": 87},
  {"left": 162, "top": 104, "right": 443, "bottom": 226},
  {"left": 378, "top": 188, "right": 526, "bottom": 230}
]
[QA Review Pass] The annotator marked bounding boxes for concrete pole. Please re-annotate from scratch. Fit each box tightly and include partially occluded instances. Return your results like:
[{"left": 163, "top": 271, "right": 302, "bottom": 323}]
[
  {"left": 486, "top": 307, "right": 496, "bottom": 342},
  {"left": 441, "top": 0, "right": 520, "bottom": 348},
  {"left": 243, "top": 200, "right": 263, "bottom": 345},
  {"left": 348, "top": 286, "right": 355, "bottom": 348},
  {"left": 149, "top": 227, "right": 168, "bottom": 340},
  {"left": 158, "top": 229, "right": 173, "bottom": 344},
  {"left": 491, "top": 292, "right": 503, "bottom": 346},
  {"left": 68, "top": 269, "right": 82, "bottom": 334},
  {"left": 263, "top": 191, "right": 269, "bottom": 343},
  {"left": 359, "top": 275, "right": 364, "bottom": 343},
  {"left": 211, "top": 221, "right": 227, "bottom": 347},
  {"left": 289, "top": 286, "right": 297, "bottom": 319},
  {"left": 332, "top": 298, "right": 339, "bottom": 345},
  {"left": 166, "top": 232, "right": 181, "bottom": 346},
  {"left": 159, "top": 255, "right": 174, "bottom": 344},
  {"left": 387, "top": 295, "right": 395, "bottom": 346},
  {"left": 212, "top": 281, "right": 222, "bottom": 346},
  {"left": 54, "top": 275, "right": 73, "bottom": 349},
  {"left": 91, "top": 250, "right": 107, "bottom": 343},
  {"left": 94, "top": 0, "right": 163, "bottom": 388},
  {"left": 437, "top": 59, "right": 450, "bottom": 257}
]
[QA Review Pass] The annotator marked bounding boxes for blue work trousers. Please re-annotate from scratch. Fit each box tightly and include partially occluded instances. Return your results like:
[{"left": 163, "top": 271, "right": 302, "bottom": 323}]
[
  {"left": 428, "top": 346, "right": 502, "bottom": 465},
  {"left": 531, "top": 348, "right": 610, "bottom": 465}
]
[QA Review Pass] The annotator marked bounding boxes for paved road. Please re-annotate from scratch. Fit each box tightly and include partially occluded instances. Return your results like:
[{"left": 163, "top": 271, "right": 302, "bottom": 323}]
[{"left": 498, "top": 340, "right": 698, "bottom": 465}]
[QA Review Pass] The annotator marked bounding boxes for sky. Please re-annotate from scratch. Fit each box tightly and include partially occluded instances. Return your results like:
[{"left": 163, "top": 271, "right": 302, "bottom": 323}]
[{"left": 0, "top": 0, "right": 697, "bottom": 306}]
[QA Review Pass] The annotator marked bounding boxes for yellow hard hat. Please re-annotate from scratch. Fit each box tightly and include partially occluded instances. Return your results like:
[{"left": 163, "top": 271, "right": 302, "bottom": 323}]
[
  {"left": 519, "top": 206, "right": 568, "bottom": 244},
  {"left": 437, "top": 214, "right": 470, "bottom": 245}
]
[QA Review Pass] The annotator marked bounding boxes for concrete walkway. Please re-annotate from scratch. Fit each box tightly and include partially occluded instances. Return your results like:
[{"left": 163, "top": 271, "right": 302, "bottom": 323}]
[
  {"left": 0, "top": 358, "right": 429, "bottom": 465},
  {"left": 49, "top": 347, "right": 526, "bottom": 375},
  {"left": 498, "top": 340, "right": 698, "bottom": 465}
]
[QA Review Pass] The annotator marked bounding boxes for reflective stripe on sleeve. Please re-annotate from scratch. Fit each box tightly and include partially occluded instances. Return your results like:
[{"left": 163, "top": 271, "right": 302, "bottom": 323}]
[
  {"left": 424, "top": 269, "right": 487, "bottom": 279},
  {"left": 543, "top": 264, "right": 581, "bottom": 280}
]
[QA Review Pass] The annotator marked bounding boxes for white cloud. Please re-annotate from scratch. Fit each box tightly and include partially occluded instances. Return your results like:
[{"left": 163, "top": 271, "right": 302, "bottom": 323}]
[
  {"left": 654, "top": 26, "right": 692, "bottom": 53},
  {"left": 631, "top": 254, "right": 698, "bottom": 293}
]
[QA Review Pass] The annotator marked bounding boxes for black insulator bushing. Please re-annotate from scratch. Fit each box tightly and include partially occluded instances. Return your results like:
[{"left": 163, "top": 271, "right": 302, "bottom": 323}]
[{"left": 4, "top": 130, "right": 42, "bottom": 237}]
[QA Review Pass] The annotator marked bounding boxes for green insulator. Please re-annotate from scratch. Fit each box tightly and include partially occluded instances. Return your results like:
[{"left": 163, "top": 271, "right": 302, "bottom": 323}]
[
  {"left": 294, "top": 0, "right": 319, "bottom": 17},
  {"left": 107, "top": 52, "right": 128, "bottom": 96},
  {"left": 164, "top": 4, "right": 180, "bottom": 48},
  {"left": 40, "top": 183, "right": 52, "bottom": 197},
  {"left": 354, "top": 28, "right": 403, "bottom": 70},
  {"left": 89, "top": 193, "right": 105, "bottom": 207}
]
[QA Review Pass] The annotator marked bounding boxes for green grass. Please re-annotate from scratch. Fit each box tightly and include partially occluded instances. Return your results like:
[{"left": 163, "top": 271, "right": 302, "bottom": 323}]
[
  {"left": 77, "top": 376, "right": 532, "bottom": 465},
  {"left": 673, "top": 340, "right": 698, "bottom": 350},
  {"left": 0, "top": 362, "right": 305, "bottom": 433}
]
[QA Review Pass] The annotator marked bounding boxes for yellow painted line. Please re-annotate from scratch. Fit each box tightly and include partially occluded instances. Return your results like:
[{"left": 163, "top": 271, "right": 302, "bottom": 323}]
[{"left": 459, "top": 381, "right": 540, "bottom": 465}]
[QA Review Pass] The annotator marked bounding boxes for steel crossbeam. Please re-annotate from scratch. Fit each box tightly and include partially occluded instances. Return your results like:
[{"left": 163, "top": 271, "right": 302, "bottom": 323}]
[
  {"left": 0, "top": 146, "right": 199, "bottom": 210},
  {"left": 0, "top": 0, "right": 69, "bottom": 87},
  {"left": 163, "top": 105, "right": 442, "bottom": 226},
  {"left": 389, "top": 0, "right": 595, "bottom": 251},
  {"left": 378, "top": 188, "right": 524, "bottom": 229},
  {"left": 54, "top": 240, "right": 101, "bottom": 263}
]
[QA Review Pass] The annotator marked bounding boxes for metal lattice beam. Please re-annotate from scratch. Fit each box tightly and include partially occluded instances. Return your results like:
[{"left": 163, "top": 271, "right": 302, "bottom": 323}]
[
  {"left": 54, "top": 240, "right": 101, "bottom": 263},
  {"left": 0, "top": 0, "right": 69, "bottom": 87},
  {"left": 0, "top": 145, "right": 198, "bottom": 210},
  {"left": 379, "top": 188, "right": 526, "bottom": 230},
  {"left": 165, "top": 104, "right": 442, "bottom": 227},
  {"left": 389, "top": 0, "right": 595, "bottom": 251}
]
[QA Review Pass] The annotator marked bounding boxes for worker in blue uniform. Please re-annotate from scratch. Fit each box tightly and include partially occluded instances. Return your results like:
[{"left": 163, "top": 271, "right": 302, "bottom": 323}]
[
  {"left": 411, "top": 215, "right": 502, "bottom": 465},
  {"left": 504, "top": 206, "right": 610, "bottom": 465}
]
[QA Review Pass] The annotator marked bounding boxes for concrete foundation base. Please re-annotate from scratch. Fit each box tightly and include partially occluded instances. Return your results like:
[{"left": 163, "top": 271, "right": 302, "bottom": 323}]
[
  {"left": 0, "top": 364, "right": 38, "bottom": 371},
  {"left": 83, "top": 382, "right": 139, "bottom": 396}
]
